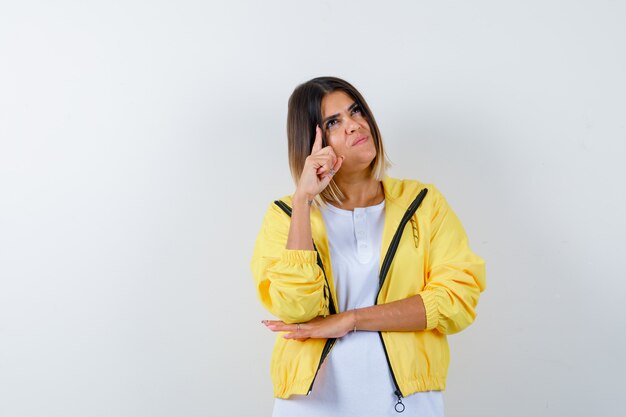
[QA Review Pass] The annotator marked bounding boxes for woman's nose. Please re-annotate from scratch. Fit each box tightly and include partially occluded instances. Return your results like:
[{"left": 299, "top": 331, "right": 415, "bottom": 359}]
[{"left": 346, "top": 117, "right": 360, "bottom": 133}]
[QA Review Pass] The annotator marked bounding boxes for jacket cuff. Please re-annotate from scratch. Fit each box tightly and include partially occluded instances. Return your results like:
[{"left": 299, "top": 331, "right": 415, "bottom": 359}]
[
  {"left": 419, "top": 290, "right": 440, "bottom": 331},
  {"left": 280, "top": 249, "right": 318, "bottom": 265}
]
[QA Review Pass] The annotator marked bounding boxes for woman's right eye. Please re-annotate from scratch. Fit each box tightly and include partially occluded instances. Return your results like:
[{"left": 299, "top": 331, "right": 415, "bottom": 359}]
[{"left": 325, "top": 119, "right": 338, "bottom": 130}]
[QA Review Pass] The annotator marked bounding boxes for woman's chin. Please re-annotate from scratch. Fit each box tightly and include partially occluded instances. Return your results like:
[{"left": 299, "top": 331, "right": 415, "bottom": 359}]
[{"left": 339, "top": 161, "right": 376, "bottom": 176}]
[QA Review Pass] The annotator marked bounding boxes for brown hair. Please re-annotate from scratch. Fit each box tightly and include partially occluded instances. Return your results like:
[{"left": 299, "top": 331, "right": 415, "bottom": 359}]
[{"left": 287, "top": 76, "right": 390, "bottom": 205}]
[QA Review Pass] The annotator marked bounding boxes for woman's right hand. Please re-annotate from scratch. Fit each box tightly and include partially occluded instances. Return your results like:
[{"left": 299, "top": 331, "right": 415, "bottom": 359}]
[{"left": 295, "top": 125, "right": 344, "bottom": 201}]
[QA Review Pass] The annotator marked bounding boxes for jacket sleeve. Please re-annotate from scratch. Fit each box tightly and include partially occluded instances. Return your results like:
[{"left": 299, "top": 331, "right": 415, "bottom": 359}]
[
  {"left": 250, "top": 202, "right": 329, "bottom": 324},
  {"left": 418, "top": 186, "right": 486, "bottom": 335}
]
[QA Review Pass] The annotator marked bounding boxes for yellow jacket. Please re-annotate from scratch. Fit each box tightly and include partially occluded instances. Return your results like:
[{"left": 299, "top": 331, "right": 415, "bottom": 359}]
[{"left": 251, "top": 177, "right": 486, "bottom": 399}]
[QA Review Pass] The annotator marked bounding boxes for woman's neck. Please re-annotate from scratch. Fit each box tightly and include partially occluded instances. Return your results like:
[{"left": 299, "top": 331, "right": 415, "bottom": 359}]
[{"left": 332, "top": 172, "right": 384, "bottom": 211}]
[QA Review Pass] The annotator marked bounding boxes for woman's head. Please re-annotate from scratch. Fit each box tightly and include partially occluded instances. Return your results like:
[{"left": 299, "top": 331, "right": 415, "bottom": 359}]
[{"left": 287, "top": 76, "right": 389, "bottom": 205}]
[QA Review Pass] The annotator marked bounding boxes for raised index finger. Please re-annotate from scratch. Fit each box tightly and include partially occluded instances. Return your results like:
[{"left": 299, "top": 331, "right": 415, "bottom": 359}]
[{"left": 311, "top": 125, "right": 323, "bottom": 154}]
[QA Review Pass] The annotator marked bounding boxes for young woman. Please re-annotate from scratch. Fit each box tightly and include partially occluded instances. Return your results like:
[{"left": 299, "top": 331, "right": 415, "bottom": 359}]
[{"left": 251, "top": 76, "right": 486, "bottom": 416}]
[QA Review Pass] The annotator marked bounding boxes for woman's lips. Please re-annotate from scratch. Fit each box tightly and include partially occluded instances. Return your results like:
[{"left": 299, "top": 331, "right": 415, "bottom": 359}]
[{"left": 352, "top": 136, "right": 368, "bottom": 146}]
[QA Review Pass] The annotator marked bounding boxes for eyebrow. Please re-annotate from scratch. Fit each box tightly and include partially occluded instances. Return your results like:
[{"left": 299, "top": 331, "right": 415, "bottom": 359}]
[{"left": 322, "top": 102, "right": 359, "bottom": 126}]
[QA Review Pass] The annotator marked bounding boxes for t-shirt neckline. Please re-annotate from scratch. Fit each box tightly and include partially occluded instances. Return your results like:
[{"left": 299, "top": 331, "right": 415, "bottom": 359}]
[{"left": 323, "top": 199, "right": 386, "bottom": 216}]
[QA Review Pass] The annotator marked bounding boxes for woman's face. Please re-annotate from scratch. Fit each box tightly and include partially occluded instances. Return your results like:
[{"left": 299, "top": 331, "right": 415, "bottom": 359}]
[{"left": 320, "top": 90, "right": 376, "bottom": 175}]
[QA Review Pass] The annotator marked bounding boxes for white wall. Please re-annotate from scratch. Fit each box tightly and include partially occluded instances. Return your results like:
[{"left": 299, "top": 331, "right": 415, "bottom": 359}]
[{"left": 1, "top": 1, "right": 625, "bottom": 416}]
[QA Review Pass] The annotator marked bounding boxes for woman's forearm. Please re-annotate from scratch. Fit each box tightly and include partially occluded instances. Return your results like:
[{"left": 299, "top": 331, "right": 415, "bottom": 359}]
[
  {"left": 286, "top": 193, "right": 314, "bottom": 250},
  {"left": 265, "top": 294, "right": 428, "bottom": 340},
  {"left": 352, "top": 294, "right": 427, "bottom": 332}
]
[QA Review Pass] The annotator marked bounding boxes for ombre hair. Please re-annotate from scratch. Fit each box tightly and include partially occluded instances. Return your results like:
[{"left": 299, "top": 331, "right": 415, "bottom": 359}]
[{"left": 287, "top": 76, "right": 390, "bottom": 206}]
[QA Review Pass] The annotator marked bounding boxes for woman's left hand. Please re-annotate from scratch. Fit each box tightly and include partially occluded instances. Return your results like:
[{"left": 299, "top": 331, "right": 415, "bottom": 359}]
[{"left": 263, "top": 312, "right": 354, "bottom": 341}]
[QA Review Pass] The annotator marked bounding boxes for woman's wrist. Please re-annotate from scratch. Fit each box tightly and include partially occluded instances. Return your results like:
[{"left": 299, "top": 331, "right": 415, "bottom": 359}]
[
  {"left": 340, "top": 309, "right": 358, "bottom": 336},
  {"left": 293, "top": 191, "right": 315, "bottom": 207}
]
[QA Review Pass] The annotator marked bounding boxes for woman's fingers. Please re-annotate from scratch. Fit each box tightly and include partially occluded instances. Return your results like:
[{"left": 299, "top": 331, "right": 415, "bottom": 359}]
[
  {"left": 262, "top": 315, "right": 349, "bottom": 340},
  {"left": 262, "top": 320, "right": 309, "bottom": 341},
  {"left": 318, "top": 155, "right": 344, "bottom": 188},
  {"left": 330, "top": 155, "right": 344, "bottom": 176},
  {"left": 294, "top": 128, "right": 340, "bottom": 199},
  {"left": 313, "top": 148, "right": 338, "bottom": 176},
  {"left": 304, "top": 147, "right": 335, "bottom": 178},
  {"left": 311, "top": 125, "right": 323, "bottom": 154},
  {"left": 262, "top": 320, "right": 294, "bottom": 332}
]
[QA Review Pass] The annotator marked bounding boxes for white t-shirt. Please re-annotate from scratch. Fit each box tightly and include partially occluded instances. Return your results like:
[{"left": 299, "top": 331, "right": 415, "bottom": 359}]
[{"left": 272, "top": 200, "right": 444, "bottom": 417}]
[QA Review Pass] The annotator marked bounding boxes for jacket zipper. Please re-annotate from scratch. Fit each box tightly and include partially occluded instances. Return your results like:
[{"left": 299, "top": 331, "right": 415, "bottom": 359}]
[
  {"left": 273, "top": 200, "right": 338, "bottom": 395},
  {"left": 306, "top": 240, "right": 337, "bottom": 394},
  {"left": 375, "top": 188, "right": 428, "bottom": 413}
]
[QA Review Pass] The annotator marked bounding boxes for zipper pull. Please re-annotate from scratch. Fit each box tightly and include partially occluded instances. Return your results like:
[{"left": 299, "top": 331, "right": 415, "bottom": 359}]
[
  {"left": 394, "top": 389, "right": 405, "bottom": 413},
  {"left": 323, "top": 285, "right": 329, "bottom": 316},
  {"left": 410, "top": 217, "right": 419, "bottom": 248}
]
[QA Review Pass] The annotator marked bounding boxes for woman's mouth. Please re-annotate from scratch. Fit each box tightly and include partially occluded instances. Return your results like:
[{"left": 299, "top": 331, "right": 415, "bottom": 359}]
[{"left": 352, "top": 136, "right": 368, "bottom": 146}]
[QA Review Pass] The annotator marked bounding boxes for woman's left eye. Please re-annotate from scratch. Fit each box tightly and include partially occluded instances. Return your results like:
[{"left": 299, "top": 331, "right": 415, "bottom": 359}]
[{"left": 351, "top": 106, "right": 362, "bottom": 115}]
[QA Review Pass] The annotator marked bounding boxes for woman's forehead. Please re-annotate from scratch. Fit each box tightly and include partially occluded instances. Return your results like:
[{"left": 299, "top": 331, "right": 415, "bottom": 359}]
[{"left": 321, "top": 91, "right": 355, "bottom": 117}]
